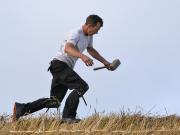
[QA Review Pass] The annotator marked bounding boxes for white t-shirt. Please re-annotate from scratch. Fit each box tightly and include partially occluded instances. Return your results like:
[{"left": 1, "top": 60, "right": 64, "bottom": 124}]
[{"left": 54, "top": 27, "right": 93, "bottom": 69}]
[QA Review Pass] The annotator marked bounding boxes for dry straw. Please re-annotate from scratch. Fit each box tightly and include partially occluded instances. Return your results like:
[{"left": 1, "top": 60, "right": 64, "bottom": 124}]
[{"left": 1, "top": 111, "right": 180, "bottom": 135}]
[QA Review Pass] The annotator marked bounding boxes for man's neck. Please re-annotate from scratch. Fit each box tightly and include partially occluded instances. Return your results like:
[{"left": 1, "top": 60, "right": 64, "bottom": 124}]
[{"left": 82, "top": 25, "right": 89, "bottom": 36}]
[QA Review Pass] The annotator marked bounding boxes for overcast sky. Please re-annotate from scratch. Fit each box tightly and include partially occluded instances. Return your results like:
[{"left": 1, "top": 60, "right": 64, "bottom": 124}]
[{"left": 0, "top": 0, "right": 180, "bottom": 118}]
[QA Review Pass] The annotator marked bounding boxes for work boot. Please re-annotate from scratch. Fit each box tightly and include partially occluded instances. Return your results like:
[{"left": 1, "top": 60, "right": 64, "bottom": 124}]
[
  {"left": 61, "top": 118, "right": 81, "bottom": 124},
  {"left": 12, "top": 102, "right": 25, "bottom": 122}
]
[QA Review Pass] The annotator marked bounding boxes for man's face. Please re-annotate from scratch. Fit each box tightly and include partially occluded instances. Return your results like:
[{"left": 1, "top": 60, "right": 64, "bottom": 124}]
[{"left": 87, "top": 22, "right": 101, "bottom": 36}]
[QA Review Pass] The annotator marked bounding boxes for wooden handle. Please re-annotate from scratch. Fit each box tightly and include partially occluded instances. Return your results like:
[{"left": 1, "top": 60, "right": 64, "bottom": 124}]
[{"left": 93, "top": 66, "right": 106, "bottom": 71}]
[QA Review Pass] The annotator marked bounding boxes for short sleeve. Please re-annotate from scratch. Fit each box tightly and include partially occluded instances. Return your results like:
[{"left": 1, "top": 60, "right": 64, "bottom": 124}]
[
  {"left": 66, "top": 31, "right": 80, "bottom": 46},
  {"left": 88, "top": 36, "right": 93, "bottom": 47}
]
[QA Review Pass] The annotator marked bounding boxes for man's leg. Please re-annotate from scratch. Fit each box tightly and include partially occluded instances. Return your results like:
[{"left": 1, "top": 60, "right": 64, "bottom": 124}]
[
  {"left": 62, "top": 90, "right": 79, "bottom": 118},
  {"left": 22, "top": 97, "right": 60, "bottom": 114},
  {"left": 13, "top": 97, "right": 60, "bottom": 121},
  {"left": 12, "top": 60, "right": 68, "bottom": 122},
  {"left": 14, "top": 78, "right": 68, "bottom": 119},
  {"left": 62, "top": 84, "right": 89, "bottom": 118},
  {"left": 50, "top": 78, "right": 68, "bottom": 103},
  {"left": 49, "top": 60, "right": 89, "bottom": 122},
  {"left": 60, "top": 68, "right": 89, "bottom": 119}
]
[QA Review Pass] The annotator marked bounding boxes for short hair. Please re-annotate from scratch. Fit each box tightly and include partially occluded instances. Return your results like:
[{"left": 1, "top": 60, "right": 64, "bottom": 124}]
[{"left": 85, "top": 14, "right": 103, "bottom": 27}]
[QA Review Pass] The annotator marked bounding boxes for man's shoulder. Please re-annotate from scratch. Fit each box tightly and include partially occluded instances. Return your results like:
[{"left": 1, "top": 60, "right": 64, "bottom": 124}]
[{"left": 68, "top": 26, "right": 82, "bottom": 35}]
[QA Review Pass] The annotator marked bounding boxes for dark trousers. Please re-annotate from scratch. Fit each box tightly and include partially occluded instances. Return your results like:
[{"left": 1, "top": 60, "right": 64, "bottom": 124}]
[{"left": 20, "top": 60, "right": 89, "bottom": 118}]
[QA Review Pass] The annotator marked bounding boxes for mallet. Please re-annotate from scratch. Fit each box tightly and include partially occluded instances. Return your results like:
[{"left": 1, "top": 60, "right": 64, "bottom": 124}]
[{"left": 93, "top": 59, "right": 121, "bottom": 71}]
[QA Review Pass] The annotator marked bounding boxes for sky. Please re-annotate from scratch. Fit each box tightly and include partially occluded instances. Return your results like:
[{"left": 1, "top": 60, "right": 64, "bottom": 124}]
[{"left": 0, "top": 0, "right": 180, "bottom": 118}]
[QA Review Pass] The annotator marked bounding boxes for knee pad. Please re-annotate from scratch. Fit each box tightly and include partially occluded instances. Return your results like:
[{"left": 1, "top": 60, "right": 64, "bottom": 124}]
[
  {"left": 44, "top": 97, "right": 60, "bottom": 108},
  {"left": 76, "top": 84, "right": 89, "bottom": 97}
]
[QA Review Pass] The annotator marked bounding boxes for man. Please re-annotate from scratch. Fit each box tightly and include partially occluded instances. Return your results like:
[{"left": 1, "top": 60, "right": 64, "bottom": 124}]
[{"left": 13, "top": 14, "right": 113, "bottom": 123}]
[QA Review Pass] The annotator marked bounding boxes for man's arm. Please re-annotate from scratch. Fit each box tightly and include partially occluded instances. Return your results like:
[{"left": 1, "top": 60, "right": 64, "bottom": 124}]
[
  {"left": 64, "top": 43, "right": 94, "bottom": 66},
  {"left": 87, "top": 46, "right": 110, "bottom": 66}
]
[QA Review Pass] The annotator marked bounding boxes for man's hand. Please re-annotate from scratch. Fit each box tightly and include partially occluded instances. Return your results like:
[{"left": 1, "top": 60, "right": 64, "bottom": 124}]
[
  {"left": 80, "top": 54, "right": 94, "bottom": 66},
  {"left": 103, "top": 61, "right": 114, "bottom": 71},
  {"left": 87, "top": 47, "right": 113, "bottom": 70},
  {"left": 103, "top": 61, "right": 111, "bottom": 70}
]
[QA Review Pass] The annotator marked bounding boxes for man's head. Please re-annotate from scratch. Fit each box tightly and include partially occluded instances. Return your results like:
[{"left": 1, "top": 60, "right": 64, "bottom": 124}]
[{"left": 83, "top": 14, "right": 103, "bottom": 36}]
